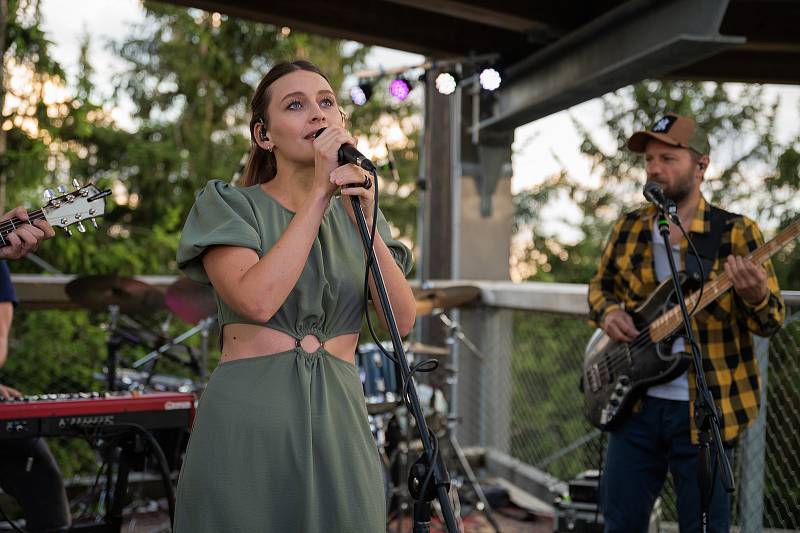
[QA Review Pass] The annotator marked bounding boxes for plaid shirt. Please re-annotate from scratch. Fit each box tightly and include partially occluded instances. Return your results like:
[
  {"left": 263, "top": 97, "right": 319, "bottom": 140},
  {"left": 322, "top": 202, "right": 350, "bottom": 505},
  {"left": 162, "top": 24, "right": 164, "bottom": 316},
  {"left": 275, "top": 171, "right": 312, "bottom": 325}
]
[{"left": 588, "top": 196, "right": 785, "bottom": 443}]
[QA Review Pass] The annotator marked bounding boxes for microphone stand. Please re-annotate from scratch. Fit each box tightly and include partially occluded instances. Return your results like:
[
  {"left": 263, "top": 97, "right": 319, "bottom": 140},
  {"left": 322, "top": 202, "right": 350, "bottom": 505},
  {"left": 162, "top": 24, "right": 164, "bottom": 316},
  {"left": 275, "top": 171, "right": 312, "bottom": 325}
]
[
  {"left": 349, "top": 182, "right": 458, "bottom": 533},
  {"left": 655, "top": 205, "right": 734, "bottom": 532}
]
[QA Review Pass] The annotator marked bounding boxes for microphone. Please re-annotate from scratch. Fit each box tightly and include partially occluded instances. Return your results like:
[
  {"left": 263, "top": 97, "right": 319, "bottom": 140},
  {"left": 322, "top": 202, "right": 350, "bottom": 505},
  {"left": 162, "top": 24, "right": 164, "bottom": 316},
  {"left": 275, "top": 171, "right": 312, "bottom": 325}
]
[
  {"left": 643, "top": 181, "right": 676, "bottom": 215},
  {"left": 313, "top": 127, "right": 376, "bottom": 172}
]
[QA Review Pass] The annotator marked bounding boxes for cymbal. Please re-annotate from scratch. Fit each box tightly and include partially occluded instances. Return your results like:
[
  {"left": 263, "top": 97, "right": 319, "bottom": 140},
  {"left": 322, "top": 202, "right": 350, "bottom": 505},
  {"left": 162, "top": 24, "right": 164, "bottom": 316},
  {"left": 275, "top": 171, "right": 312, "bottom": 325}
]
[
  {"left": 366, "top": 400, "right": 401, "bottom": 415},
  {"left": 66, "top": 275, "right": 164, "bottom": 314},
  {"left": 165, "top": 277, "right": 216, "bottom": 324},
  {"left": 413, "top": 285, "right": 480, "bottom": 316},
  {"left": 405, "top": 342, "right": 450, "bottom": 357}
]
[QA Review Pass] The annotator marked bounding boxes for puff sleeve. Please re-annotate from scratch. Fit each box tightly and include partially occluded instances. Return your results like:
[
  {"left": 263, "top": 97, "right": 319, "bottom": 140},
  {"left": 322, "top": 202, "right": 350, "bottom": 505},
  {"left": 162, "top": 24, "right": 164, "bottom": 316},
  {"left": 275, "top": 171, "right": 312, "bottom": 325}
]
[{"left": 177, "top": 180, "right": 262, "bottom": 284}]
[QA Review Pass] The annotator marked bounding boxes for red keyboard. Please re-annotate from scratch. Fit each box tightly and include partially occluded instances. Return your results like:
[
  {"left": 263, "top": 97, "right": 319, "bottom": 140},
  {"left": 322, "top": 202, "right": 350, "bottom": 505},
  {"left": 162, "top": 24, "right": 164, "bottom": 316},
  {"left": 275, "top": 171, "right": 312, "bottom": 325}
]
[{"left": 0, "top": 391, "right": 196, "bottom": 440}]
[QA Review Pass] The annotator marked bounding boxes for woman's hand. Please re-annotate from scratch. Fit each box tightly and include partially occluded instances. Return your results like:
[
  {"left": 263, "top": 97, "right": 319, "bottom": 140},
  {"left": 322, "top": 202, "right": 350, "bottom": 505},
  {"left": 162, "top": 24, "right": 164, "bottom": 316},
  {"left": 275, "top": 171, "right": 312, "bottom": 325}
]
[
  {"left": 312, "top": 126, "right": 357, "bottom": 197},
  {"left": 331, "top": 164, "right": 376, "bottom": 227}
]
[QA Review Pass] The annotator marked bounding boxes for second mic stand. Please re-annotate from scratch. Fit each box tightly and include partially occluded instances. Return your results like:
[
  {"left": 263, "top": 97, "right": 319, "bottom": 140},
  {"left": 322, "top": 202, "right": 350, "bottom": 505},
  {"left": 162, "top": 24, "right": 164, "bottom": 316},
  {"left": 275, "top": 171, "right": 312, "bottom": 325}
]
[
  {"left": 437, "top": 311, "right": 502, "bottom": 533},
  {"left": 349, "top": 191, "right": 458, "bottom": 533},
  {"left": 655, "top": 206, "right": 734, "bottom": 532}
]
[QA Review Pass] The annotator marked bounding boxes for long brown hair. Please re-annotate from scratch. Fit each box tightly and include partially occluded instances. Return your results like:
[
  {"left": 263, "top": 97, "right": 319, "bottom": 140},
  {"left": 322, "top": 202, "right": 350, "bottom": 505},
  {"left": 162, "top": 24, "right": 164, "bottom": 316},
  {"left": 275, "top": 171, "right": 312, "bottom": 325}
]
[{"left": 239, "top": 60, "right": 332, "bottom": 187}]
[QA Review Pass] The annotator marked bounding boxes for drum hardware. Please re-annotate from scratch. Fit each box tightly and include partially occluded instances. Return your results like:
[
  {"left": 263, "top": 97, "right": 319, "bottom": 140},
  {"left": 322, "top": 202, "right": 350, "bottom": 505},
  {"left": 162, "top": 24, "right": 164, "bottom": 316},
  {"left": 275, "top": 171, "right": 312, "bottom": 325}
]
[
  {"left": 65, "top": 275, "right": 165, "bottom": 315},
  {"left": 162, "top": 276, "right": 218, "bottom": 378},
  {"left": 412, "top": 285, "right": 480, "bottom": 317},
  {"left": 165, "top": 276, "right": 216, "bottom": 325},
  {"left": 67, "top": 275, "right": 214, "bottom": 391},
  {"left": 101, "top": 311, "right": 204, "bottom": 392},
  {"left": 404, "top": 341, "right": 450, "bottom": 358},
  {"left": 131, "top": 315, "right": 215, "bottom": 380}
]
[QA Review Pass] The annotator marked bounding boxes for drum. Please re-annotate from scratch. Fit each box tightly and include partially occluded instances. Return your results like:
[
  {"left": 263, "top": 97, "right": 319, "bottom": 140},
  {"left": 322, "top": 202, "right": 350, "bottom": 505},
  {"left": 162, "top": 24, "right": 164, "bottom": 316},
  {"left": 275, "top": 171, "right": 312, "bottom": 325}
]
[
  {"left": 357, "top": 343, "right": 400, "bottom": 409},
  {"left": 147, "top": 373, "right": 199, "bottom": 393}
]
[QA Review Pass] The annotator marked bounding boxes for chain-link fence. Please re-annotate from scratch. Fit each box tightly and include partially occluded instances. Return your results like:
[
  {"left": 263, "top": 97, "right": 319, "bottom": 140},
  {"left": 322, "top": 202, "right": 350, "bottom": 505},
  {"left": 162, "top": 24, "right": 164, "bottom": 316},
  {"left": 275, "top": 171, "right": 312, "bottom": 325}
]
[{"left": 446, "top": 289, "right": 800, "bottom": 531}]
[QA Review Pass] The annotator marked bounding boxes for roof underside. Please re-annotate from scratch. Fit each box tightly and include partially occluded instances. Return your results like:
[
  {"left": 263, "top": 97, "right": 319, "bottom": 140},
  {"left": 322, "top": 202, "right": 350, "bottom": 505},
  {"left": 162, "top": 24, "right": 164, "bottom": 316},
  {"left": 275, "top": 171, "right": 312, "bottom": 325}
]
[{"left": 164, "top": 0, "right": 800, "bottom": 128}]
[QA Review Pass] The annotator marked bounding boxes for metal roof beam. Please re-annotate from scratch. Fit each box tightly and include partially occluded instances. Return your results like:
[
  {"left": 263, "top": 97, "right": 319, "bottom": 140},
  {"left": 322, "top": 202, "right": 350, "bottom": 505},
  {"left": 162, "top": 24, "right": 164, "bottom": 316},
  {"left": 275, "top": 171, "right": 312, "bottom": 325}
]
[{"left": 478, "top": 0, "right": 744, "bottom": 132}]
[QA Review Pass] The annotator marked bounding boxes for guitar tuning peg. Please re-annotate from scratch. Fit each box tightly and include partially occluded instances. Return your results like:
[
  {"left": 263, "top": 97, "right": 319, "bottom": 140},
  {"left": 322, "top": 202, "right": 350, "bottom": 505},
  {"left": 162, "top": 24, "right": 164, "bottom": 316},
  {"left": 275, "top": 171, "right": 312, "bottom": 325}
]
[
  {"left": 57, "top": 185, "right": 67, "bottom": 194},
  {"left": 76, "top": 222, "right": 86, "bottom": 233},
  {"left": 63, "top": 227, "right": 73, "bottom": 238},
  {"left": 91, "top": 219, "right": 99, "bottom": 229},
  {"left": 72, "top": 178, "right": 81, "bottom": 188},
  {"left": 43, "top": 189, "right": 55, "bottom": 200}
]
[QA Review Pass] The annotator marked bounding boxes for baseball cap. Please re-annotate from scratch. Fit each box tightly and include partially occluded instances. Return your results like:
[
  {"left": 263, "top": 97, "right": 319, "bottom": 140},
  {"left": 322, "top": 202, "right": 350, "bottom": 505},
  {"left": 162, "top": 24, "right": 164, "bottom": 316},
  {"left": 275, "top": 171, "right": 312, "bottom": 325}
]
[{"left": 627, "top": 113, "right": 710, "bottom": 155}]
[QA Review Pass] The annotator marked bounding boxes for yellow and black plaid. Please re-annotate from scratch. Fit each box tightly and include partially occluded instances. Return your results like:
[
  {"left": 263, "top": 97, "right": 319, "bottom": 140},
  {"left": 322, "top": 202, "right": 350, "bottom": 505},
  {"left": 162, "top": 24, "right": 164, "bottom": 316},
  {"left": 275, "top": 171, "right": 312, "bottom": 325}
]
[{"left": 588, "top": 196, "right": 785, "bottom": 443}]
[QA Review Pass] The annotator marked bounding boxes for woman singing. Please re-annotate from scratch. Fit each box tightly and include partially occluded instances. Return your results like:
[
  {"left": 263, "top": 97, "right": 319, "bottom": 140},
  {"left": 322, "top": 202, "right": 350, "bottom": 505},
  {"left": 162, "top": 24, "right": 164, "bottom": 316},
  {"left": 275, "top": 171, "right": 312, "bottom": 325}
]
[{"left": 174, "top": 60, "right": 416, "bottom": 532}]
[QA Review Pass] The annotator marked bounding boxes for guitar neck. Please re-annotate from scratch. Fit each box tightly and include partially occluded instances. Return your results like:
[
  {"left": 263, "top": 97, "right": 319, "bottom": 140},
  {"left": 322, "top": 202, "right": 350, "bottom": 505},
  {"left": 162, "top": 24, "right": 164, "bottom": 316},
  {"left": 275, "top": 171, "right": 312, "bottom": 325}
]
[
  {"left": 650, "top": 217, "right": 799, "bottom": 342},
  {"left": 0, "top": 210, "right": 46, "bottom": 248}
]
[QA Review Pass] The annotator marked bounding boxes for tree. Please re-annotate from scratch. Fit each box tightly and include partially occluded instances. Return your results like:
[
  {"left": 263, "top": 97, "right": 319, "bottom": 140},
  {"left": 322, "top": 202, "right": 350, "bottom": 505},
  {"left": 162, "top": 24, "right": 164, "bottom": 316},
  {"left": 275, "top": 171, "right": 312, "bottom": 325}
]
[{"left": 1, "top": 0, "right": 68, "bottom": 212}]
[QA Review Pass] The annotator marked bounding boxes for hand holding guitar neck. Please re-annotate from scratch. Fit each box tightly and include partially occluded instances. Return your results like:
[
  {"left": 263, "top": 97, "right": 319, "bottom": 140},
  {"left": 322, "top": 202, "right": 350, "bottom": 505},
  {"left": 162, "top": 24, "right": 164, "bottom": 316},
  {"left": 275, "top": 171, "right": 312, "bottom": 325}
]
[
  {"left": 0, "top": 180, "right": 110, "bottom": 260},
  {"left": 0, "top": 206, "right": 54, "bottom": 260}
]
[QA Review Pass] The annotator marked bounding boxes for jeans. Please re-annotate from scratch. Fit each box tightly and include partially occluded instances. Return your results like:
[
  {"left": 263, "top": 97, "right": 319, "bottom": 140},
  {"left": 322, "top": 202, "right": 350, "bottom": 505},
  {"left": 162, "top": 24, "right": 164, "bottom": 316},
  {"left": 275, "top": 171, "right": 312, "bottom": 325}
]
[
  {"left": 0, "top": 438, "right": 71, "bottom": 532},
  {"left": 601, "top": 397, "right": 732, "bottom": 533}
]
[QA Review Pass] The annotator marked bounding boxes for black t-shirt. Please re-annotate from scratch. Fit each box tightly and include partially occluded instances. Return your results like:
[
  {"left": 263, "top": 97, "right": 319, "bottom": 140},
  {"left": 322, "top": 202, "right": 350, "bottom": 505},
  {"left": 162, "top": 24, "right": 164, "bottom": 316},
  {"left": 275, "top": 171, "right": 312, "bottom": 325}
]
[{"left": 0, "top": 261, "right": 18, "bottom": 305}]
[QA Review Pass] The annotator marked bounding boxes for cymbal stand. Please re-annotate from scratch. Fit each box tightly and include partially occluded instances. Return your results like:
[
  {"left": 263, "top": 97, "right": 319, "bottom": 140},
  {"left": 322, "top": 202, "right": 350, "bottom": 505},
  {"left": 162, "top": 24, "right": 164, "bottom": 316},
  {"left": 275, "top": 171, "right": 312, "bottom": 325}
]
[
  {"left": 198, "top": 314, "right": 213, "bottom": 379},
  {"left": 437, "top": 310, "right": 502, "bottom": 533},
  {"left": 105, "top": 305, "right": 121, "bottom": 392},
  {"left": 131, "top": 316, "right": 215, "bottom": 376}
]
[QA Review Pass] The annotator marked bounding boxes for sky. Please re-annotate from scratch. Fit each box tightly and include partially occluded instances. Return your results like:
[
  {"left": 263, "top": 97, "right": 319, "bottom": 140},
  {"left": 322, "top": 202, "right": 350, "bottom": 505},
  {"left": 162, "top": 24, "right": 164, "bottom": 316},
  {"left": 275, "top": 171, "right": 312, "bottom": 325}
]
[{"left": 40, "top": 0, "right": 800, "bottom": 232}]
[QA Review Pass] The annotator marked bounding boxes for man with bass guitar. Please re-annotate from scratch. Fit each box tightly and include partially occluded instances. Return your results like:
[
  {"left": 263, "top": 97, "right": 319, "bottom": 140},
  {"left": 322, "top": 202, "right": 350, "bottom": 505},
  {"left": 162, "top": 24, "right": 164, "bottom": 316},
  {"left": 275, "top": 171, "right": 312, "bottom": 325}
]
[{"left": 587, "top": 113, "right": 785, "bottom": 533}]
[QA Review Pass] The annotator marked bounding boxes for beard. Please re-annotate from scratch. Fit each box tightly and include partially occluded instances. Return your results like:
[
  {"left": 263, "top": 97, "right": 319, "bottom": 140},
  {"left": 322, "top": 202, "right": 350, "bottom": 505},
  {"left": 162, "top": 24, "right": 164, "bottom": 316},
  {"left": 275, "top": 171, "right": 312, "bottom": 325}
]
[{"left": 651, "top": 169, "right": 694, "bottom": 204}]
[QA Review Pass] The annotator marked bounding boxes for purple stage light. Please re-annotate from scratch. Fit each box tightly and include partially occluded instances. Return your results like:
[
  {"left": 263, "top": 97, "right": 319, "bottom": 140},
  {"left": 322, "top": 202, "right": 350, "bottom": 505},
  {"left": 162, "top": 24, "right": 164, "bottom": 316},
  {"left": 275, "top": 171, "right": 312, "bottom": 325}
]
[{"left": 389, "top": 78, "right": 412, "bottom": 101}]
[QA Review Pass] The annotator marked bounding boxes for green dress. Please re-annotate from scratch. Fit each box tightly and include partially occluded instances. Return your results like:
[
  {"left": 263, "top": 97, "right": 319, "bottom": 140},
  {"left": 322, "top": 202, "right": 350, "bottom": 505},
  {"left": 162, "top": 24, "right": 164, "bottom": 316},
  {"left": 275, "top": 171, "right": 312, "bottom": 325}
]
[{"left": 173, "top": 180, "right": 412, "bottom": 532}]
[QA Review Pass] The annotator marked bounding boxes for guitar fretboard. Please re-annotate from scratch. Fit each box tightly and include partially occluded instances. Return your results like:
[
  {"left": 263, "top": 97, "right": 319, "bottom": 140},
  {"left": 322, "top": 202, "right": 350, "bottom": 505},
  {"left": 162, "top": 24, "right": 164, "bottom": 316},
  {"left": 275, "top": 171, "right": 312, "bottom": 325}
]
[
  {"left": 0, "top": 210, "right": 46, "bottom": 248},
  {"left": 650, "top": 217, "right": 799, "bottom": 342}
]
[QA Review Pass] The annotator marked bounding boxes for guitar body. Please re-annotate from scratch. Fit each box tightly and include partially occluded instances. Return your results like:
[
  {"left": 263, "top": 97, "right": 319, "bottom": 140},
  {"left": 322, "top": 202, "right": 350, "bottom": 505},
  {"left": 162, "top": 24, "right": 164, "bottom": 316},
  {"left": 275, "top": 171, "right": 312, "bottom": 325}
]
[{"left": 583, "top": 275, "right": 691, "bottom": 431}]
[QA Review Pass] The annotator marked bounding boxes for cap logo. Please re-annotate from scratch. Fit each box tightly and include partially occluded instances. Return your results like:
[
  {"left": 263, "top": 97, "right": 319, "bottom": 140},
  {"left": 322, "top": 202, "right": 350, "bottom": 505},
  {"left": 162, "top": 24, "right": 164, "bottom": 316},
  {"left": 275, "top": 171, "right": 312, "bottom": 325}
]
[{"left": 652, "top": 116, "right": 676, "bottom": 133}]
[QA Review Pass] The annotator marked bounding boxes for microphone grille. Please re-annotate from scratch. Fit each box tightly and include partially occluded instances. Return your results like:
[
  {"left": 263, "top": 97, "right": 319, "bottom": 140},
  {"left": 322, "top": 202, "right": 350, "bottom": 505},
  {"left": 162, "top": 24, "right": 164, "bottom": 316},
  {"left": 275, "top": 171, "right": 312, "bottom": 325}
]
[{"left": 643, "top": 181, "right": 662, "bottom": 195}]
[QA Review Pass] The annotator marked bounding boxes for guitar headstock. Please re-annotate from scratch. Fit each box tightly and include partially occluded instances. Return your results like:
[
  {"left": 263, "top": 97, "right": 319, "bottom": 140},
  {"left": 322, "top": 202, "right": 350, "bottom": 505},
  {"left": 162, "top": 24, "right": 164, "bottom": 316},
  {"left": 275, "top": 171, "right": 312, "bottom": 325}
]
[{"left": 42, "top": 180, "right": 112, "bottom": 236}]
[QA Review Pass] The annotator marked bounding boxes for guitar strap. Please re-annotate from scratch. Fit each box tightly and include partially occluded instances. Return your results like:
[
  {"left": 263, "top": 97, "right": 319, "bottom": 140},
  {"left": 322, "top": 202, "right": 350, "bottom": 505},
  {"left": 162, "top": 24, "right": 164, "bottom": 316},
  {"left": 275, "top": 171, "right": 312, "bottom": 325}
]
[{"left": 684, "top": 204, "right": 736, "bottom": 282}]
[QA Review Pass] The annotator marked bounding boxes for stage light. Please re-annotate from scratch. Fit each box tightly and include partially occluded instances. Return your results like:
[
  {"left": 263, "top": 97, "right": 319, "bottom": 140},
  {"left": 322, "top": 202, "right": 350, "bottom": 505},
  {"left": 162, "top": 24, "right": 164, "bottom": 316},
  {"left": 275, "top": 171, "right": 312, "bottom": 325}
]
[
  {"left": 479, "top": 67, "right": 501, "bottom": 91},
  {"left": 389, "top": 77, "right": 412, "bottom": 101},
  {"left": 350, "top": 83, "right": 373, "bottom": 106},
  {"left": 435, "top": 72, "right": 457, "bottom": 95}
]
